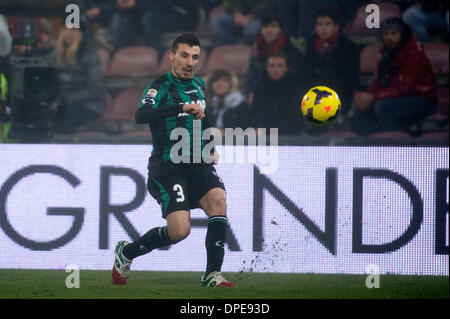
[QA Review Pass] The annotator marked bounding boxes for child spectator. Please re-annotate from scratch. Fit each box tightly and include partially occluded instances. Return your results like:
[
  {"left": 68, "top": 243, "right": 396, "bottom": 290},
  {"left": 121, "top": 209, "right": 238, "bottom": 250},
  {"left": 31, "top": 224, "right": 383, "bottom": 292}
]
[
  {"left": 303, "top": 8, "right": 360, "bottom": 116},
  {"left": 244, "top": 12, "right": 303, "bottom": 106},
  {"left": 250, "top": 52, "right": 304, "bottom": 135}
]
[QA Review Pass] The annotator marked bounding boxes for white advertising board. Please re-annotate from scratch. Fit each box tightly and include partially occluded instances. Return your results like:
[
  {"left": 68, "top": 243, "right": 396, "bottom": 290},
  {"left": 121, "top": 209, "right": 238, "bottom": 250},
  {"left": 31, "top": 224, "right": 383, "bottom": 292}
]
[{"left": 0, "top": 144, "right": 447, "bottom": 275}]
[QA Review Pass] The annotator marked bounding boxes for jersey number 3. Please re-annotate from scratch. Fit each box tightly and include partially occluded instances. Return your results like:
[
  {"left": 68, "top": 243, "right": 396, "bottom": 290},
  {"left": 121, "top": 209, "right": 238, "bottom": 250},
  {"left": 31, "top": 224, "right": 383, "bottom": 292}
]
[{"left": 173, "top": 184, "right": 185, "bottom": 202}]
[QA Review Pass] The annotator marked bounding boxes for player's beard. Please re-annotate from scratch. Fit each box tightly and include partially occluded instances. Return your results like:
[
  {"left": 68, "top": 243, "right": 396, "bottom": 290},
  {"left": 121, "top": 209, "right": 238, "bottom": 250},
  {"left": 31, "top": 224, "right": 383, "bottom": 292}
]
[{"left": 172, "top": 65, "right": 194, "bottom": 80}]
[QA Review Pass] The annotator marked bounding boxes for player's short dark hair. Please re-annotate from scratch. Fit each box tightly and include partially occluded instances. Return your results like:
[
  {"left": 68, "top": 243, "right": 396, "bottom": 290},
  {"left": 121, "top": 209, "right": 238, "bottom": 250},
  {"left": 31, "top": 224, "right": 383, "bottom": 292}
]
[
  {"left": 171, "top": 33, "right": 200, "bottom": 53},
  {"left": 261, "top": 12, "right": 282, "bottom": 27},
  {"left": 315, "top": 7, "right": 340, "bottom": 25}
]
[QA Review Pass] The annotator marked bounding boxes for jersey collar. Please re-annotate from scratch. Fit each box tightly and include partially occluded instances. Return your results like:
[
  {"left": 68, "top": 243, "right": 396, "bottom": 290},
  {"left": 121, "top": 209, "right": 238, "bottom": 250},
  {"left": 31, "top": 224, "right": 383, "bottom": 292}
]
[{"left": 167, "top": 70, "right": 194, "bottom": 85}]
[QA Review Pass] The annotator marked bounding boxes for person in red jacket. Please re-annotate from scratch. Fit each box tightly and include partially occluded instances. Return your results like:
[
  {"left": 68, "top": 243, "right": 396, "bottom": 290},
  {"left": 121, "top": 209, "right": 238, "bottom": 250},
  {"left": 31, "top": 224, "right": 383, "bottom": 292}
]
[{"left": 353, "top": 17, "right": 438, "bottom": 136}]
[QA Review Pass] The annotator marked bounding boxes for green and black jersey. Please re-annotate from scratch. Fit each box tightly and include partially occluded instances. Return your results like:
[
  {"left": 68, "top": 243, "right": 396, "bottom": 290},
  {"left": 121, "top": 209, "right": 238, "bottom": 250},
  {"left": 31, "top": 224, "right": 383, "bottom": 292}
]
[{"left": 136, "top": 71, "right": 214, "bottom": 168}]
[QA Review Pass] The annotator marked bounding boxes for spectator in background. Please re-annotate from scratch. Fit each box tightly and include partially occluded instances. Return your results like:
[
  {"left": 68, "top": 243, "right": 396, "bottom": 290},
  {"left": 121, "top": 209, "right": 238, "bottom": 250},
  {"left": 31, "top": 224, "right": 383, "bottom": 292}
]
[
  {"left": 140, "top": 0, "right": 200, "bottom": 53},
  {"left": 250, "top": 52, "right": 304, "bottom": 135},
  {"left": 0, "top": 15, "right": 11, "bottom": 58},
  {"left": 276, "top": 0, "right": 359, "bottom": 53},
  {"left": 353, "top": 18, "right": 438, "bottom": 136},
  {"left": 304, "top": 8, "right": 360, "bottom": 117},
  {"left": 0, "top": 14, "right": 12, "bottom": 143},
  {"left": 403, "top": 0, "right": 449, "bottom": 42},
  {"left": 54, "top": 24, "right": 106, "bottom": 134},
  {"left": 210, "top": 0, "right": 276, "bottom": 45},
  {"left": 79, "top": 0, "right": 116, "bottom": 51},
  {"left": 34, "top": 18, "right": 57, "bottom": 61},
  {"left": 107, "top": 0, "right": 200, "bottom": 53},
  {"left": 244, "top": 12, "right": 303, "bottom": 105},
  {"left": 204, "top": 69, "right": 247, "bottom": 130}
]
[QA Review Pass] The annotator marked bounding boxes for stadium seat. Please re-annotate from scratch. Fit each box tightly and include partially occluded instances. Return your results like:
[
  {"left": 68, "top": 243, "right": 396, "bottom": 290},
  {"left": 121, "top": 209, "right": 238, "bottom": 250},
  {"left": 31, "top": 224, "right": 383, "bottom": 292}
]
[
  {"left": 122, "top": 130, "right": 150, "bottom": 137},
  {"left": 321, "top": 131, "right": 358, "bottom": 138},
  {"left": 102, "top": 89, "right": 142, "bottom": 121},
  {"left": 420, "top": 131, "right": 449, "bottom": 139},
  {"left": 204, "top": 44, "right": 252, "bottom": 76},
  {"left": 157, "top": 49, "right": 208, "bottom": 76},
  {"left": 97, "top": 49, "right": 111, "bottom": 76},
  {"left": 437, "top": 87, "right": 449, "bottom": 118},
  {"left": 369, "top": 131, "right": 411, "bottom": 138},
  {"left": 108, "top": 46, "right": 159, "bottom": 77},
  {"left": 351, "top": 3, "right": 402, "bottom": 33},
  {"left": 360, "top": 43, "right": 382, "bottom": 73},
  {"left": 208, "top": 5, "right": 226, "bottom": 22},
  {"left": 424, "top": 43, "right": 449, "bottom": 75}
]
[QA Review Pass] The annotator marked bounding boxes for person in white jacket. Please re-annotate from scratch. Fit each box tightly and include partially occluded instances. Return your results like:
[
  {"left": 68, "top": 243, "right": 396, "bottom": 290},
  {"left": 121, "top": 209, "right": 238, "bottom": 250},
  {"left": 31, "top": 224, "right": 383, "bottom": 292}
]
[
  {"left": 0, "top": 15, "right": 12, "bottom": 58},
  {"left": 204, "top": 69, "right": 246, "bottom": 130}
]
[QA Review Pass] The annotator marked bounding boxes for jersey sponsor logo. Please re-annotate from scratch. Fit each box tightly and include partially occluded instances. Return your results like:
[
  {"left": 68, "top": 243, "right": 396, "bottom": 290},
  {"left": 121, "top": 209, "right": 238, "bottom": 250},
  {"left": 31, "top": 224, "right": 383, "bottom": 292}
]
[
  {"left": 177, "top": 100, "right": 206, "bottom": 117},
  {"left": 142, "top": 98, "right": 155, "bottom": 105}
]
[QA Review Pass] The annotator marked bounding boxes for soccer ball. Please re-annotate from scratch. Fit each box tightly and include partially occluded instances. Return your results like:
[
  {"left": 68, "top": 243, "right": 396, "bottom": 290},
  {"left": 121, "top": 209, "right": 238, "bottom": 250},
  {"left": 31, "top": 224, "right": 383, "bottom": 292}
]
[{"left": 301, "top": 86, "right": 341, "bottom": 126}]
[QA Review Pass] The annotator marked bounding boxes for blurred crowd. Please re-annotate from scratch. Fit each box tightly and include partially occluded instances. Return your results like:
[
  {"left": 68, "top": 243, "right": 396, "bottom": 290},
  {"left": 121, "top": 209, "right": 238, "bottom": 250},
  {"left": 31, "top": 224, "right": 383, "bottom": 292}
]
[{"left": 0, "top": 0, "right": 449, "bottom": 142}]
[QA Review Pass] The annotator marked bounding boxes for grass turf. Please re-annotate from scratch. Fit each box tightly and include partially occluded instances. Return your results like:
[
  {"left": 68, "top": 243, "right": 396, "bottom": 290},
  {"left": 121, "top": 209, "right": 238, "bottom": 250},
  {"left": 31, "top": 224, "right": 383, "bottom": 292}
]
[{"left": 0, "top": 269, "right": 447, "bottom": 299}]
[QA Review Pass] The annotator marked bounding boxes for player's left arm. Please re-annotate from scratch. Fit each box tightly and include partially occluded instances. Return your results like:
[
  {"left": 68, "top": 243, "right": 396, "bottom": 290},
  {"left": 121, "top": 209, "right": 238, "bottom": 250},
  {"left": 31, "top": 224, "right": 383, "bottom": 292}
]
[{"left": 199, "top": 77, "right": 219, "bottom": 164}]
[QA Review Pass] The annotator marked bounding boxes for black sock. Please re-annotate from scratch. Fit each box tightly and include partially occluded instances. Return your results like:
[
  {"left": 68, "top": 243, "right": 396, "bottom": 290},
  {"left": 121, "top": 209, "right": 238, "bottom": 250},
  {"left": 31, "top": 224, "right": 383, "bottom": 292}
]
[
  {"left": 122, "top": 226, "right": 172, "bottom": 261},
  {"left": 204, "top": 215, "right": 228, "bottom": 278}
]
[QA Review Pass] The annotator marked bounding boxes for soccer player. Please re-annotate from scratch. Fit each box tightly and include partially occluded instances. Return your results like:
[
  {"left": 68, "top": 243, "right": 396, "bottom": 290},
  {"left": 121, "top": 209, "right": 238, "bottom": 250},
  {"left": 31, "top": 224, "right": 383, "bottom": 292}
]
[{"left": 112, "top": 34, "right": 235, "bottom": 288}]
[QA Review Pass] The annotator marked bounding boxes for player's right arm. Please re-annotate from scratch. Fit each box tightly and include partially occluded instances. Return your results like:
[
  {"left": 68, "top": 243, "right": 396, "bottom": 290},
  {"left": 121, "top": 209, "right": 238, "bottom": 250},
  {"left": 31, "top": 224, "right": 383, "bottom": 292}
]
[{"left": 135, "top": 85, "right": 205, "bottom": 123}]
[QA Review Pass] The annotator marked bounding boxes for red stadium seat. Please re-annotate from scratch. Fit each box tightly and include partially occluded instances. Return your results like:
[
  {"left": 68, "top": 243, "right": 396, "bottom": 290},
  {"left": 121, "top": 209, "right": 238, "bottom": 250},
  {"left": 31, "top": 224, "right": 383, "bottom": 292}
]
[
  {"left": 157, "top": 49, "right": 208, "bottom": 76},
  {"left": 369, "top": 131, "right": 411, "bottom": 138},
  {"left": 321, "top": 131, "right": 358, "bottom": 138},
  {"left": 360, "top": 43, "right": 382, "bottom": 73},
  {"left": 97, "top": 49, "right": 111, "bottom": 76},
  {"left": 437, "top": 87, "right": 449, "bottom": 118},
  {"left": 123, "top": 130, "right": 150, "bottom": 137},
  {"left": 204, "top": 44, "right": 252, "bottom": 76},
  {"left": 424, "top": 43, "right": 449, "bottom": 75},
  {"left": 420, "top": 131, "right": 449, "bottom": 139},
  {"left": 208, "top": 5, "right": 227, "bottom": 22},
  {"left": 351, "top": 3, "right": 402, "bottom": 33},
  {"left": 98, "top": 91, "right": 114, "bottom": 122},
  {"left": 108, "top": 46, "right": 159, "bottom": 77},
  {"left": 103, "top": 89, "right": 143, "bottom": 121}
]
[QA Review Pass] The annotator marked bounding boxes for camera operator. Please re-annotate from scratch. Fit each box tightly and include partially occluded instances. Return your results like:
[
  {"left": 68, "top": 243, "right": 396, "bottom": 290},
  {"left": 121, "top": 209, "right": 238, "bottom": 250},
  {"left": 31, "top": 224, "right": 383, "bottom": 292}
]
[{"left": 8, "top": 18, "right": 60, "bottom": 142}]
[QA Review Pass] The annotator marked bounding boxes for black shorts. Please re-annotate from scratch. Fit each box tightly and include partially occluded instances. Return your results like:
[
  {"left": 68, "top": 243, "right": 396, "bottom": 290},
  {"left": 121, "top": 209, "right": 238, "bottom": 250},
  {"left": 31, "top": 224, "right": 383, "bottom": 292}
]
[{"left": 147, "top": 162, "right": 225, "bottom": 218}]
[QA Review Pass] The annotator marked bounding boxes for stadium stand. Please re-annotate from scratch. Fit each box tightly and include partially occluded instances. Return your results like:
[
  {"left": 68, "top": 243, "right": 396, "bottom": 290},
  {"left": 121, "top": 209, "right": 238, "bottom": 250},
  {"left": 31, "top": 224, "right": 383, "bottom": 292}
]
[
  {"left": 320, "top": 131, "right": 358, "bottom": 138},
  {"left": 204, "top": 44, "right": 252, "bottom": 76},
  {"left": 97, "top": 48, "right": 111, "bottom": 76},
  {"left": 103, "top": 88, "right": 142, "bottom": 122},
  {"left": 350, "top": 2, "right": 402, "bottom": 33},
  {"left": 107, "top": 46, "right": 159, "bottom": 77},
  {"left": 359, "top": 43, "right": 383, "bottom": 73},
  {"left": 424, "top": 43, "right": 450, "bottom": 75},
  {"left": 1, "top": 0, "right": 447, "bottom": 145},
  {"left": 369, "top": 131, "right": 412, "bottom": 138}
]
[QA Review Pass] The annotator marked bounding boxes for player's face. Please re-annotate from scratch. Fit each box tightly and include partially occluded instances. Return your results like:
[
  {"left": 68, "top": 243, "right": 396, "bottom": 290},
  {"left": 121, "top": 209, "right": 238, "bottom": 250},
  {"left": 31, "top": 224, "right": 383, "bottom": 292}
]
[
  {"left": 170, "top": 43, "right": 200, "bottom": 80},
  {"left": 262, "top": 21, "right": 282, "bottom": 44},
  {"left": 382, "top": 29, "right": 402, "bottom": 49},
  {"left": 266, "top": 57, "right": 288, "bottom": 81},
  {"left": 315, "top": 16, "right": 339, "bottom": 41},
  {"left": 212, "top": 77, "right": 231, "bottom": 96}
]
